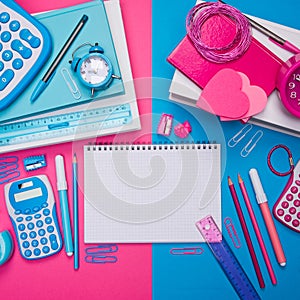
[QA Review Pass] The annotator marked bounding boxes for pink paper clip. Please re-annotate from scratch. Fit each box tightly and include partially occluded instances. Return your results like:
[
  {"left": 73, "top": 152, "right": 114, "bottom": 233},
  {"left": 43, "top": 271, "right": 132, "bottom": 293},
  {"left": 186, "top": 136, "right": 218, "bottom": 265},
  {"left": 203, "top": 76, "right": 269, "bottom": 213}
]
[
  {"left": 157, "top": 113, "right": 173, "bottom": 136},
  {"left": 224, "top": 217, "right": 241, "bottom": 248}
]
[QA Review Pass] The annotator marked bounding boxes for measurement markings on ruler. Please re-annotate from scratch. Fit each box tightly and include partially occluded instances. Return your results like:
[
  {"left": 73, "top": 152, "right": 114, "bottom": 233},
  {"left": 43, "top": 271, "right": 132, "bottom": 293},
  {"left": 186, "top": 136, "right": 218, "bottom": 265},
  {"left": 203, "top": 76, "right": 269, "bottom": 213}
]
[
  {"left": 0, "top": 104, "right": 132, "bottom": 146},
  {"left": 196, "top": 216, "right": 261, "bottom": 300}
]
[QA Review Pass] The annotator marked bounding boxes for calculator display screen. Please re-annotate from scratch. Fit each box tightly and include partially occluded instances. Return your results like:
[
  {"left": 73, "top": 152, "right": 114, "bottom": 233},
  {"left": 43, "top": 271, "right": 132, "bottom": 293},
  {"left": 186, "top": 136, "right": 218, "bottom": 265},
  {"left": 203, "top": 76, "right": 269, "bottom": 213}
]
[{"left": 14, "top": 188, "right": 43, "bottom": 202}]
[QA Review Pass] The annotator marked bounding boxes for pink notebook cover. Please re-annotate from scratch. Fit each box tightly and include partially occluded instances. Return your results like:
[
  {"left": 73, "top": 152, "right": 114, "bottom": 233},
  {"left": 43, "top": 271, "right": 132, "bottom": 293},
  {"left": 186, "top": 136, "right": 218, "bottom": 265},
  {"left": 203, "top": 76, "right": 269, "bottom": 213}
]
[{"left": 167, "top": 15, "right": 283, "bottom": 96}]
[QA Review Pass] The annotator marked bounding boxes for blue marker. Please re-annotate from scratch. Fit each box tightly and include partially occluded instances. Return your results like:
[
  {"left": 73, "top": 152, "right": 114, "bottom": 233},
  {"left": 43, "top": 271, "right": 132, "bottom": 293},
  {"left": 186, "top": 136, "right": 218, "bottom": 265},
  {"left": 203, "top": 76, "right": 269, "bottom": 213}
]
[{"left": 55, "top": 155, "right": 73, "bottom": 256}]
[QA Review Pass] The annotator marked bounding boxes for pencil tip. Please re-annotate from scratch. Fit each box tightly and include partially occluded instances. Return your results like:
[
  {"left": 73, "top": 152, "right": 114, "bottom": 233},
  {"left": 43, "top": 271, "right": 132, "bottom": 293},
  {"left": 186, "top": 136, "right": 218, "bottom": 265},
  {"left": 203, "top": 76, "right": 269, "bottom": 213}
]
[
  {"left": 238, "top": 173, "right": 243, "bottom": 182},
  {"left": 227, "top": 176, "right": 233, "bottom": 185},
  {"left": 73, "top": 153, "right": 77, "bottom": 163}
]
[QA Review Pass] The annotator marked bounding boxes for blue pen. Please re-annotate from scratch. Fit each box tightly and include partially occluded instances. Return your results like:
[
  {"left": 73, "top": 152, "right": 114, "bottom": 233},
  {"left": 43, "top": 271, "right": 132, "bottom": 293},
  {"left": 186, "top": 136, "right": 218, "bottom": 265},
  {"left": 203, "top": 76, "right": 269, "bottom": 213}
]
[
  {"left": 30, "top": 14, "right": 88, "bottom": 103},
  {"left": 73, "top": 154, "right": 79, "bottom": 269},
  {"left": 55, "top": 155, "right": 73, "bottom": 256}
]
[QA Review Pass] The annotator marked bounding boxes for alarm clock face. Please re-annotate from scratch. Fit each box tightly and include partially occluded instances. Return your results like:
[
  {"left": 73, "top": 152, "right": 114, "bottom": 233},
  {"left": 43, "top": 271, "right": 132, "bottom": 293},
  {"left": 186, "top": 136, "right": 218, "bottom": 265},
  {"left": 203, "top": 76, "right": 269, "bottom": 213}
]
[
  {"left": 79, "top": 55, "right": 111, "bottom": 86},
  {"left": 277, "top": 53, "right": 300, "bottom": 118},
  {"left": 284, "top": 69, "right": 300, "bottom": 114}
]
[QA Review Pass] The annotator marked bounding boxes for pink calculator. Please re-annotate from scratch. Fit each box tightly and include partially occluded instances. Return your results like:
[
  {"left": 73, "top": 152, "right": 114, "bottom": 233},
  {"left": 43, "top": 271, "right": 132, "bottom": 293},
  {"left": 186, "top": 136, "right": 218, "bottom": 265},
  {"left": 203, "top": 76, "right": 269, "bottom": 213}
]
[{"left": 273, "top": 160, "right": 300, "bottom": 233}]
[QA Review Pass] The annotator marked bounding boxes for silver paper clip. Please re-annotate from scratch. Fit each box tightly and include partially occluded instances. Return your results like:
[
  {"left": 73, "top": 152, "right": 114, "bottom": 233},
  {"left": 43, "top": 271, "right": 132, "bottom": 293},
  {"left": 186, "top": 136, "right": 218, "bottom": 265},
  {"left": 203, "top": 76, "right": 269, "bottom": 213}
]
[
  {"left": 170, "top": 247, "right": 204, "bottom": 255},
  {"left": 240, "top": 130, "right": 263, "bottom": 158},
  {"left": 61, "top": 67, "right": 81, "bottom": 100},
  {"left": 228, "top": 124, "right": 253, "bottom": 147},
  {"left": 224, "top": 217, "right": 241, "bottom": 249}
]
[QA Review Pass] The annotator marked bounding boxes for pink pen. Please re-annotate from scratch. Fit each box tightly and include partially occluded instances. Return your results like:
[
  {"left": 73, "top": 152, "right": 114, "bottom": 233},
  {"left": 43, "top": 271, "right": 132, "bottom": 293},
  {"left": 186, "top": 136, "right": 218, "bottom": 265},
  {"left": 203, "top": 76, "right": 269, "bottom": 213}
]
[
  {"left": 249, "top": 168, "right": 286, "bottom": 267},
  {"left": 220, "top": 1, "right": 300, "bottom": 54},
  {"left": 245, "top": 15, "right": 300, "bottom": 54},
  {"left": 238, "top": 174, "right": 277, "bottom": 285}
]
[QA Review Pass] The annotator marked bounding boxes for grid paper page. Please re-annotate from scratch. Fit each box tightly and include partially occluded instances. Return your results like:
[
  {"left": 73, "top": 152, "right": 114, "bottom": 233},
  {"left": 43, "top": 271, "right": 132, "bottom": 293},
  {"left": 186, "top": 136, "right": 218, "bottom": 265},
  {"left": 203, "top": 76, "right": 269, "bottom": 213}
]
[{"left": 84, "top": 144, "right": 221, "bottom": 243}]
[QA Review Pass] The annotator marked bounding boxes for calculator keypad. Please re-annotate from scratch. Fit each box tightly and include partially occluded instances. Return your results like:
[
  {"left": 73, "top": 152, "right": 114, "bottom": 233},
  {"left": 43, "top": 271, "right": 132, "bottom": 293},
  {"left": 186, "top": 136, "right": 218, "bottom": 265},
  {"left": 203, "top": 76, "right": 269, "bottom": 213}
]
[
  {"left": 273, "top": 161, "right": 300, "bottom": 233},
  {"left": 15, "top": 207, "right": 61, "bottom": 259},
  {"left": 0, "top": 1, "right": 48, "bottom": 102}
]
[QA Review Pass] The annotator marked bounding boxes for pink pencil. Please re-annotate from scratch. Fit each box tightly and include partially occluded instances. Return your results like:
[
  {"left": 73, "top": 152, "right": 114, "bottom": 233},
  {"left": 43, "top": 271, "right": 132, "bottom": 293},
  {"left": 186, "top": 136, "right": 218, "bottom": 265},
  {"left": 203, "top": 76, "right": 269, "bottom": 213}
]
[
  {"left": 228, "top": 176, "right": 265, "bottom": 289},
  {"left": 238, "top": 174, "right": 277, "bottom": 285}
]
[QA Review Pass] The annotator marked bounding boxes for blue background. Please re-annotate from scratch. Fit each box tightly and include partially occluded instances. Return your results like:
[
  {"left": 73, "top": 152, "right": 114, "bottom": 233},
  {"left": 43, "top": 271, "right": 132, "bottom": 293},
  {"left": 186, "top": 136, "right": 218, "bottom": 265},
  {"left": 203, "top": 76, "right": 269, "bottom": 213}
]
[{"left": 152, "top": 1, "right": 300, "bottom": 299}]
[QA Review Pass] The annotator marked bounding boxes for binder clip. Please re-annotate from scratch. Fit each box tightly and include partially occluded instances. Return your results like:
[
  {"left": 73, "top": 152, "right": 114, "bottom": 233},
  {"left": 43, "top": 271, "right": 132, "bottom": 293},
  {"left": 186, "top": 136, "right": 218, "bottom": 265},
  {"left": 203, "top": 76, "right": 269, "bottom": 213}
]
[{"left": 157, "top": 113, "right": 173, "bottom": 136}]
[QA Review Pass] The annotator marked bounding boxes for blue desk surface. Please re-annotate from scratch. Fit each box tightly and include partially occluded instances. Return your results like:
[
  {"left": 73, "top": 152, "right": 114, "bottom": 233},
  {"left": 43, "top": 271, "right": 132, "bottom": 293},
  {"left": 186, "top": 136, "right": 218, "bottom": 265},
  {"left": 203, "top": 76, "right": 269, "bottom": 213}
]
[{"left": 152, "top": 0, "right": 300, "bottom": 299}]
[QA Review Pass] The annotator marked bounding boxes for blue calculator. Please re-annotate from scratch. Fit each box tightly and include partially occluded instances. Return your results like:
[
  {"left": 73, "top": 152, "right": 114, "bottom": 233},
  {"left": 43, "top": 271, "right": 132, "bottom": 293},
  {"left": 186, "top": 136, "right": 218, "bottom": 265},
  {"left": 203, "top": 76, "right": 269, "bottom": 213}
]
[
  {"left": 4, "top": 175, "right": 62, "bottom": 260},
  {"left": 0, "top": 0, "right": 52, "bottom": 110}
]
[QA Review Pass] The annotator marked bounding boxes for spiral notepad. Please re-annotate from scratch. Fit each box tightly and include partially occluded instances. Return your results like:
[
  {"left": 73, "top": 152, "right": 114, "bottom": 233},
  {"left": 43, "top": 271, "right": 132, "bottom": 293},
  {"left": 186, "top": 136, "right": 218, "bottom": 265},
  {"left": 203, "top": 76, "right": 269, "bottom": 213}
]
[{"left": 84, "top": 143, "right": 221, "bottom": 243}]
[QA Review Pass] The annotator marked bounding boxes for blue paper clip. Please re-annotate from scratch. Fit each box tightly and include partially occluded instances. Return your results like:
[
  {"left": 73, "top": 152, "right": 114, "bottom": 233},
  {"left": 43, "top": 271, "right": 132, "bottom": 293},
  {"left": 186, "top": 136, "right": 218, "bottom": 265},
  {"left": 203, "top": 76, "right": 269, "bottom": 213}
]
[
  {"left": 85, "top": 255, "right": 118, "bottom": 264},
  {"left": 0, "top": 156, "right": 20, "bottom": 184},
  {"left": 61, "top": 68, "right": 81, "bottom": 100},
  {"left": 170, "top": 247, "right": 203, "bottom": 255},
  {"left": 0, "top": 156, "right": 19, "bottom": 167},
  {"left": 0, "top": 169, "right": 20, "bottom": 184},
  {"left": 85, "top": 244, "right": 118, "bottom": 254},
  {"left": 84, "top": 244, "right": 118, "bottom": 264}
]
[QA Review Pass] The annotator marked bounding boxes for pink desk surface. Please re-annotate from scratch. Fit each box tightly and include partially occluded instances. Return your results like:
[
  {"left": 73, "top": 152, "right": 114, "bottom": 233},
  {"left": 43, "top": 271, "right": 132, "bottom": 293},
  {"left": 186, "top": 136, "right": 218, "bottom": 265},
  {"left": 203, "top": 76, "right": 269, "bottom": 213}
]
[{"left": 0, "top": 1, "right": 152, "bottom": 299}]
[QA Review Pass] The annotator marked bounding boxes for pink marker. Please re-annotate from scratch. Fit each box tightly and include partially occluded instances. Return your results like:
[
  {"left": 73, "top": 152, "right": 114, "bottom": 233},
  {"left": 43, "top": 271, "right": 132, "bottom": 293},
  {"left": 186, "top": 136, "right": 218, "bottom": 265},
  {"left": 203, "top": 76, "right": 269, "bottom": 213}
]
[
  {"left": 238, "top": 174, "right": 277, "bottom": 285},
  {"left": 249, "top": 168, "right": 287, "bottom": 267}
]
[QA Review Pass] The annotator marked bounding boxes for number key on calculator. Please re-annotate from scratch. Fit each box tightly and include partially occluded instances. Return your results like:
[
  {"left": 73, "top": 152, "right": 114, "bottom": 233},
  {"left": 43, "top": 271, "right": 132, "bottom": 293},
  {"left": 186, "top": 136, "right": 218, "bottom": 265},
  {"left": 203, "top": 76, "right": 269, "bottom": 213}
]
[{"left": 0, "top": 0, "right": 52, "bottom": 110}]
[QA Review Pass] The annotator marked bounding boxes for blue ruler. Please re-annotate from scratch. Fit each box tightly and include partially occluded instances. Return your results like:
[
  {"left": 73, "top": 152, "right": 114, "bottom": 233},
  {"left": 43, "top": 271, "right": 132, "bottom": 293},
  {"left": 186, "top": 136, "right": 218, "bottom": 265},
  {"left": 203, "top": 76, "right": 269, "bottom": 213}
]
[
  {"left": 196, "top": 216, "right": 261, "bottom": 300},
  {"left": 0, "top": 103, "right": 132, "bottom": 147}
]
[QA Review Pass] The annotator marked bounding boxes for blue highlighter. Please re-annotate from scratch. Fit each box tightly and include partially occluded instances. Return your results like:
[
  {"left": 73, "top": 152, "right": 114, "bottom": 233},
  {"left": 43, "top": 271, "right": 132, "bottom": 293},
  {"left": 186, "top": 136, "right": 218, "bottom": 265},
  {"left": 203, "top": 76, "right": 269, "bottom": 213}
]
[
  {"left": 0, "top": 230, "right": 14, "bottom": 266},
  {"left": 55, "top": 155, "right": 74, "bottom": 257}
]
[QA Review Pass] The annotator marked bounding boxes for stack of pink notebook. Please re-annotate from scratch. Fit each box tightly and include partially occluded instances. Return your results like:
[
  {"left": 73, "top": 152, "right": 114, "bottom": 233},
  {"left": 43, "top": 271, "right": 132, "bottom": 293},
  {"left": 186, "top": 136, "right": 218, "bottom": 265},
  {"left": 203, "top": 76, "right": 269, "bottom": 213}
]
[{"left": 167, "top": 14, "right": 282, "bottom": 97}]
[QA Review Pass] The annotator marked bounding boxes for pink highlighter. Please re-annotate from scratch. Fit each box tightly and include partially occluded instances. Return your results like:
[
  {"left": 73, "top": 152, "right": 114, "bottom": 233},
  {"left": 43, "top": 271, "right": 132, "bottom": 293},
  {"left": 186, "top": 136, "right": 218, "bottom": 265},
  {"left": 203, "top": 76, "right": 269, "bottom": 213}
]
[{"left": 249, "top": 168, "right": 287, "bottom": 267}]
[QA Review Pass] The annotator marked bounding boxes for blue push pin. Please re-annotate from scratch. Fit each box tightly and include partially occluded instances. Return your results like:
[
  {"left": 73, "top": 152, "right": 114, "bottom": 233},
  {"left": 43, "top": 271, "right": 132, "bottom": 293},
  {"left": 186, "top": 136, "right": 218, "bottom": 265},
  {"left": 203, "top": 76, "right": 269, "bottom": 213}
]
[{"left": 0, "top": 230, "right": 14, "bottom": 266}]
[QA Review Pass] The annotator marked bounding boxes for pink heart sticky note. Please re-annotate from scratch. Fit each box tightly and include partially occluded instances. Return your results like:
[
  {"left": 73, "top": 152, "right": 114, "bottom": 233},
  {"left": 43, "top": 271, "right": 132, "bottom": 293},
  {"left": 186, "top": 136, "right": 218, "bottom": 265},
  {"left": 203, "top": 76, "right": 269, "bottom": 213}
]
[
  {"left": 197, "top": 69, "right": 250, "bottom": 118},
  {"left": 220, "top": 72, "right": 268, "bottom": 122}
]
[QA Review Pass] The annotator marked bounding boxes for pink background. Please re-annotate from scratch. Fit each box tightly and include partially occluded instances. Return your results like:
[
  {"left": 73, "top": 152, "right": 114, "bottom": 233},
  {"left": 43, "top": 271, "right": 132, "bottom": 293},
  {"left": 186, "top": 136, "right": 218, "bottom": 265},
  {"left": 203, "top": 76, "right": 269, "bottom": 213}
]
[{"left": 0, "top": 1, "right": 152, "bottom": 299}]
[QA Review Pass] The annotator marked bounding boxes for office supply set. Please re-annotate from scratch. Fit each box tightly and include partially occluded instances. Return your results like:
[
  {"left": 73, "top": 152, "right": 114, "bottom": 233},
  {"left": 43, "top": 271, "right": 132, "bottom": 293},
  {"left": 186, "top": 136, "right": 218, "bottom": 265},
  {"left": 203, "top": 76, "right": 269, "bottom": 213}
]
[{"left": 0, "top": 0, "right": 300, "bottom": 299}]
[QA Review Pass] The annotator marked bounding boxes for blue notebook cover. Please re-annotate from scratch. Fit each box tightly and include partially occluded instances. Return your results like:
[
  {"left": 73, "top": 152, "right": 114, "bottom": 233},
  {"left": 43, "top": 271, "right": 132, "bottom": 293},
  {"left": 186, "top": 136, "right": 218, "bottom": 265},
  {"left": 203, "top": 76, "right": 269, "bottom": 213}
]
[{"left": 0, "top": 0, "right": 124, "bottom": 123}]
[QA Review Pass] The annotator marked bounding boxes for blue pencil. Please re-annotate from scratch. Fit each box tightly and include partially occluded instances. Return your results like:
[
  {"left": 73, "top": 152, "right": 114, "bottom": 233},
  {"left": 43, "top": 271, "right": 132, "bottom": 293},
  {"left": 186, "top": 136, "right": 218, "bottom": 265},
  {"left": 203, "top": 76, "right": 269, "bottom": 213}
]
[{"left": 73, "top": 153, "right": 79, "bottom": 270}]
